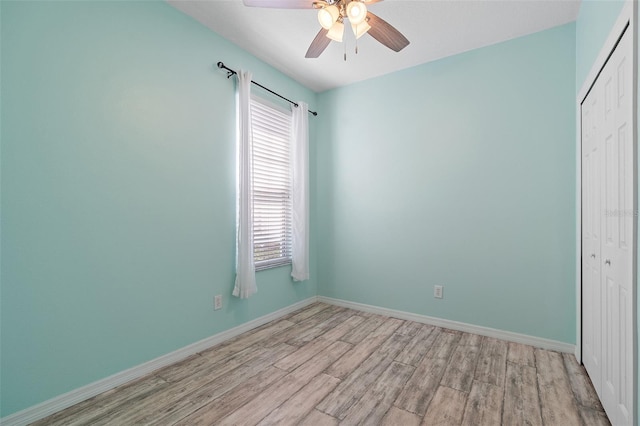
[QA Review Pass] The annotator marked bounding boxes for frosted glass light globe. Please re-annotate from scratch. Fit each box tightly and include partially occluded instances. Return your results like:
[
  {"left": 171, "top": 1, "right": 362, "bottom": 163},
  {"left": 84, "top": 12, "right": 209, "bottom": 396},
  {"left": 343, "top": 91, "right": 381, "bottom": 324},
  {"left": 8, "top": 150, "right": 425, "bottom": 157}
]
[
  {"left": 318, "top": 5, "right": 339, "bottom": 30},
  {"left": 346, "top": 1, "right": 367, "bottom": 25}
]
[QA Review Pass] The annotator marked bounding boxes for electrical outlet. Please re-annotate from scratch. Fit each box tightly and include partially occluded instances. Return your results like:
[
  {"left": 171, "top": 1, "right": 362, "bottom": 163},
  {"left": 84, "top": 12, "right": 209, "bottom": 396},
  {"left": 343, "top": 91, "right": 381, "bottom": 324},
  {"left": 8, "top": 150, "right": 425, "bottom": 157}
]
[
  {"left": 434, "top": 285, "right": 443, "bottom": 299},
  {"left": 214, "top": 295, "right": 222, "bottom": 310}
]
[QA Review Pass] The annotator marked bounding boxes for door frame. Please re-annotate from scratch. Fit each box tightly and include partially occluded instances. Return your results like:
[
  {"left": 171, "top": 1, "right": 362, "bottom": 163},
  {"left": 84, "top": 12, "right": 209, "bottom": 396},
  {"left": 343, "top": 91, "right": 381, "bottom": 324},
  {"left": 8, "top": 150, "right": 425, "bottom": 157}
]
[{"left": 576, "top": 1, "right": 637, "bottom": 424}]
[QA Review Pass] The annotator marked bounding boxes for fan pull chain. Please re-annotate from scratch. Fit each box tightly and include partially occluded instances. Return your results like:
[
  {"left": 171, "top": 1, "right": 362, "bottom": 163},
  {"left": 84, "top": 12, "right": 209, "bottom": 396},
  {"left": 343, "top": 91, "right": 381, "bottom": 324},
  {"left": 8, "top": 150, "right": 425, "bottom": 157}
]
[
  {"left": 344, "top": 40, "right": 347, "bottom": 61},
  {"left": 355, "top": 37, "right": 358, "bottom": 54}
]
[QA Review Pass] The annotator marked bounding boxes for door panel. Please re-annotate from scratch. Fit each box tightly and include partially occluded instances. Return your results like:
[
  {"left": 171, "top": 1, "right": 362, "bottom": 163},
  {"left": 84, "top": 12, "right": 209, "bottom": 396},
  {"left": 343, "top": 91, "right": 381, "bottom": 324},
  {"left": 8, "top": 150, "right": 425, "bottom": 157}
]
[
  {"left": 582, "top": 69, "right": 602, "bottom": 394},
  {"left": 582, "top": 26, "right": 633, "bottom": 426}
]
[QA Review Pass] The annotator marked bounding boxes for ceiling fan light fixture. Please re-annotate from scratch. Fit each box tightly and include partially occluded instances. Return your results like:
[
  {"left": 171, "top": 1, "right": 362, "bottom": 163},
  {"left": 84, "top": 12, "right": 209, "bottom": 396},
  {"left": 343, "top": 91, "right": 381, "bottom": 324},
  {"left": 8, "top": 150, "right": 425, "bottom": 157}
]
[
  {"left": 346, "top": 1, "right": 367, "bottom": 25},
  {"left": 326, "top": 19, "right": 344, "bottom": 42},
  {"left": 318, "top": 5, "right": 339, "bottom": 30},
  {"left": 351, "top": 20, "right": 371, "bottom": 39}
]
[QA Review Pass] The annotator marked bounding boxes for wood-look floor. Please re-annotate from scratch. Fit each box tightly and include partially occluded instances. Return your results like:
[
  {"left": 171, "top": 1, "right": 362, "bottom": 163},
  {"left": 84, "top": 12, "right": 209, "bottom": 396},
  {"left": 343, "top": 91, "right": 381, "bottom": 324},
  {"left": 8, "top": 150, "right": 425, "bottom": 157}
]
[{"left": 36, "top": 303, "right": 609, "bottom": 426}]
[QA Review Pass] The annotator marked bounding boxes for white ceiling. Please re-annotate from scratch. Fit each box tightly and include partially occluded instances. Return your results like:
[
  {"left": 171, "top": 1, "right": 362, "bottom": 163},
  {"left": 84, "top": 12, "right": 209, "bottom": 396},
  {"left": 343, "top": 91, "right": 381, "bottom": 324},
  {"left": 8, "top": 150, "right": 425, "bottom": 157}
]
[{"left": 168, "top": 0, "right": 581, "bottom": 92}]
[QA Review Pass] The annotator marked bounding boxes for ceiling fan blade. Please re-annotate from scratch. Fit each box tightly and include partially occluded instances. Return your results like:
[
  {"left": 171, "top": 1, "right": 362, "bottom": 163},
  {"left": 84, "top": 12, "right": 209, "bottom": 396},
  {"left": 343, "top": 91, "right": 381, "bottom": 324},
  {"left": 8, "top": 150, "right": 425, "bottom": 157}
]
[
  {"left": 243, "top": 0, "right": 314, "bottom": 8},
  {"left": 366, "top": 11, "right": 410, "bottom": 52},
  {"left": 305, "top": 28, "right": 331, "bottom": 58}
]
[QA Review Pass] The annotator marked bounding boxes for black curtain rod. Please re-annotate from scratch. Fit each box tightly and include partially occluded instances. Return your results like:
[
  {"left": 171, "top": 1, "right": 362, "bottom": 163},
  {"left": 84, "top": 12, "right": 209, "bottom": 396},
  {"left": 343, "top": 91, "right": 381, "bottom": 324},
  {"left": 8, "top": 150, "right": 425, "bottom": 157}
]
[{"left": 217, "top": 62, "right": 318, "bottom": 117}]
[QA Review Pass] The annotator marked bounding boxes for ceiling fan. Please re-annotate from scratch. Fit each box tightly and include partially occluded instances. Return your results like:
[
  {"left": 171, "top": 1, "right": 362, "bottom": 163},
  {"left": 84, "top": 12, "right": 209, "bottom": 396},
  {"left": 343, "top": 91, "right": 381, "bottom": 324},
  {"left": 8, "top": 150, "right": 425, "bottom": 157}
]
[{"left": 242, "top": 0, "right": 410, "bottom": 59}]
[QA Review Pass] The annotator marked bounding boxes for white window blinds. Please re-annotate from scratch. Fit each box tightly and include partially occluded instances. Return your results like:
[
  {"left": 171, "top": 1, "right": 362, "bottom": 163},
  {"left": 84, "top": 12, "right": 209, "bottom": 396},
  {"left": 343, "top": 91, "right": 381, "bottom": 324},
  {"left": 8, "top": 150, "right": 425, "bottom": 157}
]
[{"left": 250, "top": 96, "right": 292, "bottom": 270}]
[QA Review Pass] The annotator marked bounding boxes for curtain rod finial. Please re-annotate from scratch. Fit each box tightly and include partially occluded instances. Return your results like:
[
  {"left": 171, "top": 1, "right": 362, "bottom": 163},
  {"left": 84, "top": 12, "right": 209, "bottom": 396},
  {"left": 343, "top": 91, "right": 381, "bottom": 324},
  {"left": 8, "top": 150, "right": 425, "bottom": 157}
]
[{"left": 217, "top": 61, "right": 234, "bottom": 79}]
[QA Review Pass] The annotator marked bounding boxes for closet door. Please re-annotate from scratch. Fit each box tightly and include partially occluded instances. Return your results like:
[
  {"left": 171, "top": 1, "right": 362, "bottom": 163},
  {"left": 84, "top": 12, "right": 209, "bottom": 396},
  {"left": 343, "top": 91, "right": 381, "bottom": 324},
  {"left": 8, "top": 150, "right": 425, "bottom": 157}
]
[
  {"left": 582, "top": 27, "right": 633, "bottom": 426},
  {"left": 599, "top": 27, "right": 633, "bottom": 426},
  {"left": 581, "top": 77, "right": 602, "bottom": 394}
]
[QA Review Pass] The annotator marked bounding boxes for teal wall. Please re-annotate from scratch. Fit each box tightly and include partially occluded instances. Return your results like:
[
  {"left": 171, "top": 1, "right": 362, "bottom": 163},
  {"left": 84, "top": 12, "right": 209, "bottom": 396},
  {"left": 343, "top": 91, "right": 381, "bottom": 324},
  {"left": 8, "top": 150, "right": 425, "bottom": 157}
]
[
  {"left": 575, "top": 0, "right": 625, "bottom": 92},
  {"left": 316, "top": 23, "right": 577, "bottom": 344},
  {"left": 0, "top": 1, "right": 317, "bottom": 417},
  {"left": 575, "top": 0, "right": 638, "bottom": 419}
]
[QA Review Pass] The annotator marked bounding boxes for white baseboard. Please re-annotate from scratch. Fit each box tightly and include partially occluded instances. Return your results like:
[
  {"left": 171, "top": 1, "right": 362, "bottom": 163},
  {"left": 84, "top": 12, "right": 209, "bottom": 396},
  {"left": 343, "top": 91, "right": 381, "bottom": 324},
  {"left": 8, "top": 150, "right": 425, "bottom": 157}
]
[
  {"left": 0, "top": 297, "right": 318, "bottom": 426},
  {"left": 318, "top": 296, "right": 575, "bottom": 354}
]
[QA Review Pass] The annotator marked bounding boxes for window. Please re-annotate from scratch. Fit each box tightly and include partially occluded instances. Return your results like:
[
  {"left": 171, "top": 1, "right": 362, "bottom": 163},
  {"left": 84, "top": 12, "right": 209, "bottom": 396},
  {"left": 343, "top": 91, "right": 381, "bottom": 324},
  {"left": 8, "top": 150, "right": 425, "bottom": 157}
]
[{"left": 250, "top": 96, "right": 292, "bottom": 270}]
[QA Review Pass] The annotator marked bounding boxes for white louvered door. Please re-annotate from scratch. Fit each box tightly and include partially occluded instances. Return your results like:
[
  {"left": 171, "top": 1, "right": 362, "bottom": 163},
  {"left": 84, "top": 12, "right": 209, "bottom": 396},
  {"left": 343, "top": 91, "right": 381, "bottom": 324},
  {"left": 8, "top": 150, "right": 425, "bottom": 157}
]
[{"left": 581, "top": 26, "right": 633, "bottom": 426}]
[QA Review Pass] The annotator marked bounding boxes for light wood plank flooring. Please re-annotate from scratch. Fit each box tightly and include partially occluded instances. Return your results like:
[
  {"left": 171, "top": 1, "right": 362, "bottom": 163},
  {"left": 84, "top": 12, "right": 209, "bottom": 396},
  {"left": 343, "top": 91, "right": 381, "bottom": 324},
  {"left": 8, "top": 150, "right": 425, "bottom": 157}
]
[{"left": 35, "top": 303, "right": 609, "bottom": 425}]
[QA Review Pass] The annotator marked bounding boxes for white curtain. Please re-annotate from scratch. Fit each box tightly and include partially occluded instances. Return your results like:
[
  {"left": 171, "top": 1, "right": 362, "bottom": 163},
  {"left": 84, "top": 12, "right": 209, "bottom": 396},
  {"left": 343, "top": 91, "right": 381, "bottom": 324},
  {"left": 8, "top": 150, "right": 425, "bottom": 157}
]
[
  {"left": 290, "top": 102, "right": 310, "bottom": 281},
  {"left": 233, "top": 70, "right": 258, "bottom": 299}
]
